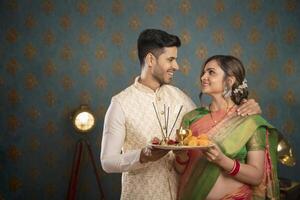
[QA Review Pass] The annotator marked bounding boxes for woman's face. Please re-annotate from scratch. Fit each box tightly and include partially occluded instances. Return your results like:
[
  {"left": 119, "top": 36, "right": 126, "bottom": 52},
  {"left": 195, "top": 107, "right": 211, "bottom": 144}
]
[{"left": 200, "top": 60, "right": 226, "bottom": 95}]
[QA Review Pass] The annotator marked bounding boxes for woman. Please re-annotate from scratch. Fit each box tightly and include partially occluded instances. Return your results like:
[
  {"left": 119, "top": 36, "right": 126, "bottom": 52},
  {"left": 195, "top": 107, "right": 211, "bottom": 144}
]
[{"left": 175, "top": 55, "right": 279, "bottom": 200}]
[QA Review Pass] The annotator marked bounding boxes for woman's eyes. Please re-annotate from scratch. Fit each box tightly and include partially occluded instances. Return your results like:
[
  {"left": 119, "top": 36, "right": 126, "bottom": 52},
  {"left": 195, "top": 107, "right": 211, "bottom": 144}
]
[{"left": 208, "top": 70, "right": 215, "bottom": 75}]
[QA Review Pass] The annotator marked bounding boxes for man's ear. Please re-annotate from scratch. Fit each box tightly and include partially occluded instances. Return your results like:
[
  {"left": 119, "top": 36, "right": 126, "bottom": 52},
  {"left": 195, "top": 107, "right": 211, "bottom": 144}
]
[{"left": 145, "top": 53, "right": 155, "bottom": 67}]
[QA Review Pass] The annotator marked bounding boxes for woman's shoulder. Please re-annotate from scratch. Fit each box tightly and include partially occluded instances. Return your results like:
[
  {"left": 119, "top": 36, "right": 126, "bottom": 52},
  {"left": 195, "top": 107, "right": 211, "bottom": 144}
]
[
  {"left": 181, "top": 107, "right": 209, "bottom": 128},
  {"left": 183, "top": 107, "right": 209, "bottom": 119},
  {"left": 244, "top": 114, "right": 275, "bottom": 129}
]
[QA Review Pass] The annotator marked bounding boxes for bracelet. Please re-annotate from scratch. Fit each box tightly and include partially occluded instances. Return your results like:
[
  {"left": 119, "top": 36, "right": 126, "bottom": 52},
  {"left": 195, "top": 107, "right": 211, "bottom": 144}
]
[
  {"left": 227, "top": 159, "right": 236, "bottom": 174},
  {"left": 227, "top": 160, "right": 240, "bottom": 176},
  {"left": 175, "top": 155, "right": 190, "bottom": 165}
]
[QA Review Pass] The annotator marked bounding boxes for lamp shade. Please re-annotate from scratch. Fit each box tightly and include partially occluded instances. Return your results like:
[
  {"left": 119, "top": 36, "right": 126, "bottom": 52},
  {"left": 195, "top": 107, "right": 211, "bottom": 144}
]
[
  {"left": 72, "top": 105, "right": 95, "bottom": 133},
  {"left": 277, "top": 132, "right": 296, "bottom": 167}
]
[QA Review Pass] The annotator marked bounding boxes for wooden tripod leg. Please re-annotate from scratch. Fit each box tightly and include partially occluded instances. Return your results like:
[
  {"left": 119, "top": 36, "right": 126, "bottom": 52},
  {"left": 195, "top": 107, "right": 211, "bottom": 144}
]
[
  {"left": 67, "top": 140, "right": 84, "bottom": 200},
  {"left": 84, "top": 140, "right": 105, "bottom": 200}
]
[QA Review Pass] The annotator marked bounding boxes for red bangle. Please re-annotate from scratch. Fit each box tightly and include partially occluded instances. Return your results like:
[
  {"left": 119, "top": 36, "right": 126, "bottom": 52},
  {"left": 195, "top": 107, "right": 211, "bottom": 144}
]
[
  {"left": 175, "top": 155, "right": 190, "bottom": 165},
  {"left": 227, "top": 160, "right": 240, "bottom": 176},
  {"left": 227, "top": 160, "right": 236, "bottom": 174}
]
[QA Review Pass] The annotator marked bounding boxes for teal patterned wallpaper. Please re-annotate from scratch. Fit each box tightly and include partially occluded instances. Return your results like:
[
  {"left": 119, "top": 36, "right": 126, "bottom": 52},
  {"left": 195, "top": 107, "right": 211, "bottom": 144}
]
[{"left": 0, "top": 0, "right": 299, "bottom": 199}]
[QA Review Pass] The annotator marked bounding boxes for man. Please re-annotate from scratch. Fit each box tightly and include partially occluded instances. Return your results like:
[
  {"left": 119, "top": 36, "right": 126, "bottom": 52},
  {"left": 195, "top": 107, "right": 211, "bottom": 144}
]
[{"left": 100, "top": 29, "right": 260, "bottom": 200}]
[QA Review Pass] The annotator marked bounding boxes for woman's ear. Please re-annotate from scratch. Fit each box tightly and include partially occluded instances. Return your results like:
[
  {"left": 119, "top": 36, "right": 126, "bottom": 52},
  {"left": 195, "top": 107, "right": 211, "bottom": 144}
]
[{"left": 227, "top": 76, "right": 236, "bottom": 87}]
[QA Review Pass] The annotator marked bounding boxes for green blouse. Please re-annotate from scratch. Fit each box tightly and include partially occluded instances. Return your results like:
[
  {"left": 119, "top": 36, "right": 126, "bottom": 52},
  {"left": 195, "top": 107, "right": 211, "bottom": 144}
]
[{"left": 236, "top": 126, "right": 266, "bottom": 163}]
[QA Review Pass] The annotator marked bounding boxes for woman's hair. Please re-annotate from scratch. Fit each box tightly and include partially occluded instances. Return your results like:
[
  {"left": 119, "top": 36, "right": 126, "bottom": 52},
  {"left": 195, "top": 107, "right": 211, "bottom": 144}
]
[
  {"left": 199, "top": 55, "right": 248, "bottom": 105},
  {"left": 137, "top": 29, "right": 181, "bottom": 66}
]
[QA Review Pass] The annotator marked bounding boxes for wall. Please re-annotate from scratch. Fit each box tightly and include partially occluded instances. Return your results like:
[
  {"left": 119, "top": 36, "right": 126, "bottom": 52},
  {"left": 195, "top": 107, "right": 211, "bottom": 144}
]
[{"left": 0, "top": 0, "right": 299, "bottom": 199}]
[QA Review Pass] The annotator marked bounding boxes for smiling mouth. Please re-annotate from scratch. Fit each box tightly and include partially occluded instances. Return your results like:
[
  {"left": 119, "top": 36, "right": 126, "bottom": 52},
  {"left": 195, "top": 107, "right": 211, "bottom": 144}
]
[
  {"left": 167, "top": 71, "right": 174, "bottom": 78},
  {"left": 201, "top": 82, "right": 209, "bottom": 87}
]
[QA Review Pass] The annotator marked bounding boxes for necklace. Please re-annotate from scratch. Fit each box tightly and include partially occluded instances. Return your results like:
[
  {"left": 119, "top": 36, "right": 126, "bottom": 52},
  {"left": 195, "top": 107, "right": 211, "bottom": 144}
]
[{"left": 209, "top": 103, "right": 235, "bottom": 126}]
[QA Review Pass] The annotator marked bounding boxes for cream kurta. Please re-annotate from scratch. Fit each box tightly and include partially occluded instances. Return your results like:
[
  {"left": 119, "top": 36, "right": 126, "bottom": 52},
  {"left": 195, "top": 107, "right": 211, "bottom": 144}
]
[{"left": 101, "top": 77, "right": 196, "bottom": 200}]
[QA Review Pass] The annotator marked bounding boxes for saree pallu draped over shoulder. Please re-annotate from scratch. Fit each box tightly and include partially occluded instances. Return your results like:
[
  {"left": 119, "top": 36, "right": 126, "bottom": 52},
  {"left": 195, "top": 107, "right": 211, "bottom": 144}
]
[{"left": 178, "top": 107, "right": 280, "bottom": 200}]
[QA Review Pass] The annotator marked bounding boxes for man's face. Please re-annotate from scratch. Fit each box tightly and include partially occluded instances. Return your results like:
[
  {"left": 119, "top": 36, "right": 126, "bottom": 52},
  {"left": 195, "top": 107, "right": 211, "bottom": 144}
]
[{"left": 151, "top": 47, "right": 179, "bottom": 85}]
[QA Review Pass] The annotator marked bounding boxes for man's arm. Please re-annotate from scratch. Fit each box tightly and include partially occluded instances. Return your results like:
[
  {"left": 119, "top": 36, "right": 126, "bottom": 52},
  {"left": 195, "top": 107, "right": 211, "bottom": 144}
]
[
  {"left": 237, "top": 99, "right": 261, "bottom": 116},
  {"left": 100, "top": 100, "right": 147, "bottom": 173}
]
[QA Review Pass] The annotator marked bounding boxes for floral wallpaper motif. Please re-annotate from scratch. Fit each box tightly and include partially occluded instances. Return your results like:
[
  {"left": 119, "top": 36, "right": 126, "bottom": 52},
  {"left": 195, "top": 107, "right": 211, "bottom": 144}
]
[{"left": 0, "top": 0, "right": 299, "bottom": 199}]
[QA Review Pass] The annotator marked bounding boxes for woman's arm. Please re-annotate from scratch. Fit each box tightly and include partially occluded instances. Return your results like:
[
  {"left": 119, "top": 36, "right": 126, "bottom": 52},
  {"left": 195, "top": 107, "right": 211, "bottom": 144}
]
[
  {"left": 203, "top": 127, "right": 266, "bottom": 186},
  {"left": 173, "top": 150, "right": 190, "bottom": 174},
  {"left": 214, "top": 149, "right": 265, "bottom": 185}
]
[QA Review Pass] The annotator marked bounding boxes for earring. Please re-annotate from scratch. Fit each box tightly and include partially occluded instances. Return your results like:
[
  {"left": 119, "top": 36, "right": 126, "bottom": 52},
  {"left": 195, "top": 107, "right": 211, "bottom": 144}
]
[{"left": 223, "top": 85, "right": 232, "bottom": 98}]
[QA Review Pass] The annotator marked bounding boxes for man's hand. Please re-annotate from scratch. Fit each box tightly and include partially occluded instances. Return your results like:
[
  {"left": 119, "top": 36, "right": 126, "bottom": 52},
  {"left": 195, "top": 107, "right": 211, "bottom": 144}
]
[
  {"left": 139, "top": 147, "right": 170, "bottom": 163},
  {"left": 237, "top": 99, "right": 261, "bottom": 116}
]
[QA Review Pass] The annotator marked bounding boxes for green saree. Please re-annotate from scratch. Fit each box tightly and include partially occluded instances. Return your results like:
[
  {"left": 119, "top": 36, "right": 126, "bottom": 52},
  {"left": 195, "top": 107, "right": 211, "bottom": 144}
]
[{"left": 178, "top": 107, "right": 279, "bottom": 200}]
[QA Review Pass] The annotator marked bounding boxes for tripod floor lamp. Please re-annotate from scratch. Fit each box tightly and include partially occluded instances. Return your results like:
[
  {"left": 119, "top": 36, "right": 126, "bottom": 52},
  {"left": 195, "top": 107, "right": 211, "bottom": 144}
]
[{"left": 67, "top": 105, "right": 105, "bottom": 200}]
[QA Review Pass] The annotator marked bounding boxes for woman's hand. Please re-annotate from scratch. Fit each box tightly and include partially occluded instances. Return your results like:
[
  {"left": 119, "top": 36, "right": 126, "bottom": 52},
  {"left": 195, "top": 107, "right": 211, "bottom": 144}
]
[
  {"left": 202, "top": 144, "right": 226, "bottom": 165},
  {"left": 173, "top": 149, "right": 188, "bottom": 158},
  {"left": 202, "top": 144, "right": 236, "bottom": 173}
]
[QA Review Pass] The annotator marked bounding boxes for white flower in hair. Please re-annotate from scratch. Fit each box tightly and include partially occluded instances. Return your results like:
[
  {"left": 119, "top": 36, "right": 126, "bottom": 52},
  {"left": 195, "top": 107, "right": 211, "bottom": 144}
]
[{"left": 233, "top": 79, "right": 248, "bottom": 94}]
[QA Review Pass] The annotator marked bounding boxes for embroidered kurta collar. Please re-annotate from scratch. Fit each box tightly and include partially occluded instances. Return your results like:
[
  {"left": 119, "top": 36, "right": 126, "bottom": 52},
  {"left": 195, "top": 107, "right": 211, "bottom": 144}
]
[{"left": 134, "top": 76, "right": 165, "bottom": 94}]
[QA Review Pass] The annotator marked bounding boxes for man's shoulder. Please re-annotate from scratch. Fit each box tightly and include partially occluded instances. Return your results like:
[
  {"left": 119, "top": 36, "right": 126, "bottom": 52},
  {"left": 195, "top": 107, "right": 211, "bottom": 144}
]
[
  {"left": 163, "top": 84, "right": 189, "bottom": 97},
  {"left": 163, "top": 84, "right": 181, "bottom": 91},
  {"left": 112, "top": 84, "right": 136, "bottom": 101},
  {"left": 163, "top": 84, "right": 196, "bottom": 109}
]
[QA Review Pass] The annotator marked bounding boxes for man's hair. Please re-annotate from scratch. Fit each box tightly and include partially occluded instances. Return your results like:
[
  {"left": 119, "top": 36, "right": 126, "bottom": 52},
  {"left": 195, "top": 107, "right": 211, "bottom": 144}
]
[{"left": 137, "top": 29, "right": 181, "bottom": 66}]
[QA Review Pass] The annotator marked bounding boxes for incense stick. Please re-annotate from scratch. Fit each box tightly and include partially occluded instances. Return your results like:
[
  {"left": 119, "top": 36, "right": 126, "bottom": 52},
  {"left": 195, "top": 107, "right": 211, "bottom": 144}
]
[
  {"left": 164, "top": 104, "right": 167, "bottom": 136},
  {"left": 168, "top": 105, "right": 183, "bottom": 138},
  {"left": 152, "top": 102, "right": 166, "bottom": 140},
  {"left": 166, "top": 107, "right": 169, "bottom": 137}
]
